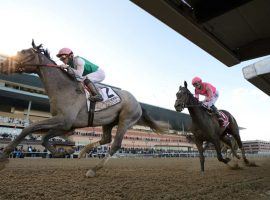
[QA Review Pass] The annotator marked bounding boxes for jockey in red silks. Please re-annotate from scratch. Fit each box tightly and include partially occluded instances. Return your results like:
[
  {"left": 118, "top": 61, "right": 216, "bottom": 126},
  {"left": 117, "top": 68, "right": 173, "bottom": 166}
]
[
  {"left": 192, "top": 76, "right": 221, "bottom": 118},
  {"left": 57, "top": 48, "right": 105, "bottom": 102}
]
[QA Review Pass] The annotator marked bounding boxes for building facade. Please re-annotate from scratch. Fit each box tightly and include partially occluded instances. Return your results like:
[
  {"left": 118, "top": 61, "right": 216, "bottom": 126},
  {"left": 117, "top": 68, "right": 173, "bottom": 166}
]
[{"left": 243, "top": 140, "right": 270, "bottom": 154}]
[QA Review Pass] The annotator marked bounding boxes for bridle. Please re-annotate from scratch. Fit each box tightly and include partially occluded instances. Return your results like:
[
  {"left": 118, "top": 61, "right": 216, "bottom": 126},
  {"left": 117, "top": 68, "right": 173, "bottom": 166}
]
[
  {"left": 176, "top": 88, "right": 201, "bottom": 110},
  {"left": 16, "top": 49, "right": 59, "bottom": 72}
]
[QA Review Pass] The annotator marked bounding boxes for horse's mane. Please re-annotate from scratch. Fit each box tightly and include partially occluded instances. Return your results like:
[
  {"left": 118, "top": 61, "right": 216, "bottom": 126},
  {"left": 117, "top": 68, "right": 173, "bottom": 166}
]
[
  {"left": 185, "top": 87, "right": 200, "bottom": 105},
  {"left": 32, "top": 40, "right": 56, "bottom": 65},
  {"left": 43, "top": 50, "right": 58, "bottom": 65},
  {"left": 42, "top": 49, "right": 51, "bottom": 59}
]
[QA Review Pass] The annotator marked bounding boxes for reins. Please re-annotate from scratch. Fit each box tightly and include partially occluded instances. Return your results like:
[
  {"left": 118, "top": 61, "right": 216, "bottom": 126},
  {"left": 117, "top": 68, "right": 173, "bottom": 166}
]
[
  {"left": 19, "top": 63, "right": 60, "bottom": 67},
  {"left": 182, "top": 91, "right": 202, "bottom": 108},
  {"left": 185, "top": 104, "right": 201, "bottom": 108},
  {"left": 16, "top": 49, "right": 61, "bottom": 70}
]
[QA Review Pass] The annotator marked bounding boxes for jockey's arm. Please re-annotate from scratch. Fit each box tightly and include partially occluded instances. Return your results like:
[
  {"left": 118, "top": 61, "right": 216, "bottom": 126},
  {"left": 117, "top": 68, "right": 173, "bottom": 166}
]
[
  {"left": 71, "top": 57, "right": 84, "bottom": 77},
  {"left": 66, "top": 57, "right": 84, "bottom": 81},
  {"left": 66, "top": 68, "right": 82, "bottom": 81},
  {"left": 194, "top": 89, "right": 199, "bottom": 100}
]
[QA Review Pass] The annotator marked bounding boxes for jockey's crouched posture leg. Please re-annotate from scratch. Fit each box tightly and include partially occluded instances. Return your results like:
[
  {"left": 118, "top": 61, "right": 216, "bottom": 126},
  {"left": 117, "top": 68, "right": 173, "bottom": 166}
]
[
  {"left": 210, "top": 105, "right": 223, "bottom": 124},
  {"left": 84, "top": 78, "right": 103, "bottom": 102}
]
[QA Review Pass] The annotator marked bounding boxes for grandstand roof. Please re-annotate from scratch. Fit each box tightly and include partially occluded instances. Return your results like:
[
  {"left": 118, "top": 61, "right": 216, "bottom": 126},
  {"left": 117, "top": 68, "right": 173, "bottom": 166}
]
[
  {"left": 131, "top": 0, "right": 270, "bottom": 67},
  {"left": 242, "top": 57, "right": 270, "bottom": 96},
  {"left": 131, "top": 0, "right": 270, "bottom": 96},
  {"left": 0, "top": 73, "right": 43, "bottom": 88}
]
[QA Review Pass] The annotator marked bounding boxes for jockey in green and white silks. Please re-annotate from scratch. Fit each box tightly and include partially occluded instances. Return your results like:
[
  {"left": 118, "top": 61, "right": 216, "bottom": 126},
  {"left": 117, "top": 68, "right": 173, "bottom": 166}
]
[
  {"left": 68, "top": 56, "right": 105, "bottom": 83},
  {"left": 57, "top": 47, "right": 105, "bottom": 102}
]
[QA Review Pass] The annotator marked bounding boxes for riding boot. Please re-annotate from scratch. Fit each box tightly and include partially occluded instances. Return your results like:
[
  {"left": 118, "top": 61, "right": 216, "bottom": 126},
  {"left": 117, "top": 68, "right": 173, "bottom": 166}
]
[
  {"left": 211, "top": 105, "right": 223, "bottom": 124},
  {"left": 84, "top": 78, "right": 103, "bottom": 102}
]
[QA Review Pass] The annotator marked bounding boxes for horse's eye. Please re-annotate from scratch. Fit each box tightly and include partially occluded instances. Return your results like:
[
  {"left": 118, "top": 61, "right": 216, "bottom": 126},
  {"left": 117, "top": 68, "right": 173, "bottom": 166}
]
[{"left": 21, "top": 50, "right": 26, "bottom": 54}]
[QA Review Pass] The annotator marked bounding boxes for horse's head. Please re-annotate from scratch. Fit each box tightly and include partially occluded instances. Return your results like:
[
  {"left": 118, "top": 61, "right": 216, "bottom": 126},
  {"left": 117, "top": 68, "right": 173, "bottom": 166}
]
[
  {"left": 0, "top": 40, "right": 49, "bottom": 75},
  {"left": 174, "top": 81, "right": 193, "bottom": 112}
]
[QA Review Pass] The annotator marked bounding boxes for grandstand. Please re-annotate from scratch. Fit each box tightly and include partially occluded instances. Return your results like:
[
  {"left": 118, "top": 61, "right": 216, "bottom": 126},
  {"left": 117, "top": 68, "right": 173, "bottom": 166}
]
[{"left": 0, "top": 70, "right": 196, "bottom": 157}]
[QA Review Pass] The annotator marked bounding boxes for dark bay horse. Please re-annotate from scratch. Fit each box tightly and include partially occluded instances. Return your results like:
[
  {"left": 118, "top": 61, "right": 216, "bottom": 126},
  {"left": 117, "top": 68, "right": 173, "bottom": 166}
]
[
  {"left": 187, "top": 134, "right": 239, "bottom": 159},
  {"left": 174, "top": 81, "right": 249, "bottom": 172},
  {"left": 0, "top": 41, "right": 169, "bottom": 177}
]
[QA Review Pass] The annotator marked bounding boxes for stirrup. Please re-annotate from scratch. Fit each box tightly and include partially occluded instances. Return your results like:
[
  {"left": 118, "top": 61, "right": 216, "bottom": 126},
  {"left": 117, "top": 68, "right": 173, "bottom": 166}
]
[{"left": 89, "top": 94, "right": 103, "bottom": 102}]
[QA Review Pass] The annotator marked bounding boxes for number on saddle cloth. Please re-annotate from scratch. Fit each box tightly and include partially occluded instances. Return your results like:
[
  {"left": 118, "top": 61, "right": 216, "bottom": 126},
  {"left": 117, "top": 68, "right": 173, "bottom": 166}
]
[
  {"left": 85, "top": 86, "right": 121, "bottom": 112},
  {"left": 218, "top": 111, "right": 230, "bottom": 128},
  {"left": 199, "top": 102, "right": 229, "bottom": 127}
]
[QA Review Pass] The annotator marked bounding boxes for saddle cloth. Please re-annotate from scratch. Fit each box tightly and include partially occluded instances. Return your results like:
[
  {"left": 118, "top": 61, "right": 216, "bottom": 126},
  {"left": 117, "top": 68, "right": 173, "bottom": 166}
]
[
  {"left": 85, "top": 86, "right": 121, "bottom": 112},
  {"left": 218, "top": 111, "right": 230, "bottom": 128}
]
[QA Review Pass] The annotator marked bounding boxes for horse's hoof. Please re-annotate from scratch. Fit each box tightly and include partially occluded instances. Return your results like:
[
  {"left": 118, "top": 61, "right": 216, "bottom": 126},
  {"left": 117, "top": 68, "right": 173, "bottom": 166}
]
[
  {"left": 225, "top": 158, "right": 231, "bottom": 163},
  {"left": 86, "top": 169, "right": 96, "bottom": 178}
]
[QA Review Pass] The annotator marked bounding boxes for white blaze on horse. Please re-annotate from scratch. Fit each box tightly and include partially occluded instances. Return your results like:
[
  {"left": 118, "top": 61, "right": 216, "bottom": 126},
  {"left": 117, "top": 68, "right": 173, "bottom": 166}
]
[{"left": 0, "top": 41, "right": 169, "bottom": 177}]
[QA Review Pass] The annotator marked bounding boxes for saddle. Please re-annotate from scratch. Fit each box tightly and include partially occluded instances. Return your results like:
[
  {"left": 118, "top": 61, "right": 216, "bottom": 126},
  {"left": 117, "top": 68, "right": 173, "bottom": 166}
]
[
  {"left": 201, "top": 104, "right": 229, "bottom": 128},
  {"left": 83, "top": 84, "right": 121, "bottom": 126},
  {"left": 216, "top": 110, "right": 230, "bottom": 128}
]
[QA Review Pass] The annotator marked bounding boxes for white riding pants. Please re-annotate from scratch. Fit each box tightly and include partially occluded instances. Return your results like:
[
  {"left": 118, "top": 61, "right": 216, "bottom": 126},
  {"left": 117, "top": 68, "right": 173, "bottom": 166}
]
[
  {"left": 85, "top": 68, "right": 105, "bottom": 83},
  {"left": 203, "top": 90, "right": 219, "bottom": 109}
]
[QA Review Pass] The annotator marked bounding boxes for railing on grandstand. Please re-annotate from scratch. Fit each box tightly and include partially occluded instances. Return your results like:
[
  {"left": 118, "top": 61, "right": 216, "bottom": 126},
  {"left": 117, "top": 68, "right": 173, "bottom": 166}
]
[{"left": 1, "top": 147, "right": 270, "bottom": 159}]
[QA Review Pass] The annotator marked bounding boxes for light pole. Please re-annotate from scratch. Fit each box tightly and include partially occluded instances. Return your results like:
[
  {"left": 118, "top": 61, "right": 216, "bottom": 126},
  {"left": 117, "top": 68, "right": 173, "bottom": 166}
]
[
  {"left": 89, "top": 137, "right": 93, "bottom": 144},
  {"left": 132, "top": 138, "right": 135, "bottom": 149},
  {"left": 145, "top": 138, "right": 149, "bottom": 150}
]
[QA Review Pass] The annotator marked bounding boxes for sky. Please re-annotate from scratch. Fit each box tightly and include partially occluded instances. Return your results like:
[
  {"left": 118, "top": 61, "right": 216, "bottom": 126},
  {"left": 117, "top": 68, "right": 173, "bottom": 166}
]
[{"left": 0, "top": 0, "right": 269, "bottom": 141}]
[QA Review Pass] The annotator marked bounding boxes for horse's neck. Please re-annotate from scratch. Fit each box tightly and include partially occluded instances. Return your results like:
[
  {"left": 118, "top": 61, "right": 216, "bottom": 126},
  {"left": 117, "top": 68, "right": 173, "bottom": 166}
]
[
  {"left": 38, "top": 62, "right": 76, "bottom": 98},
  {"left": 188, "top": 107, "right": 204, "bottom": 122},
  {"left": 187, "top": 96, "right": 205, "bottom": 124}
]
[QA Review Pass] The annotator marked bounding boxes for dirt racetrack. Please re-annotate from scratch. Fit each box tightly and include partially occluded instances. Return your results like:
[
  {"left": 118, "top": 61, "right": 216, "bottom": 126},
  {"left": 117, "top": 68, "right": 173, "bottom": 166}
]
[{"left": 0, "top": 157, "right": 269, "bottom": 200}]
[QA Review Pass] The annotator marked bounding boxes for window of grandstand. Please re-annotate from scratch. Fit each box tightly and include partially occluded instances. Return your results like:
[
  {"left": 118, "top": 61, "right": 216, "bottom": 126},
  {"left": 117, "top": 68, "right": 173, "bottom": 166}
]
[
  {"left": 0, "top": 80, "right": 46, "bottom": 95},
  {"left": 0, "top": 116, "right": 30, "bottom": 127}
]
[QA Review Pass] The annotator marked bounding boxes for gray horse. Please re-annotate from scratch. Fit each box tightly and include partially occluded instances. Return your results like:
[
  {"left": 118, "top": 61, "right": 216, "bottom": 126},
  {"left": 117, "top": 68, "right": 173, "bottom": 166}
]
[
  {"left": 0, "top": 42, "right": 168, "bottom": 177},
  {"left": 174, "top": 81, "right": 249, "bottom": 172}
]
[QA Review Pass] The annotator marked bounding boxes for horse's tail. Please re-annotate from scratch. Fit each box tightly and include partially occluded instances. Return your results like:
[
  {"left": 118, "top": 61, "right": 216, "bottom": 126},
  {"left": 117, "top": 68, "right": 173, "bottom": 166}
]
[{"left": 137, "top": 107, "right": 170, "bottom": 134}]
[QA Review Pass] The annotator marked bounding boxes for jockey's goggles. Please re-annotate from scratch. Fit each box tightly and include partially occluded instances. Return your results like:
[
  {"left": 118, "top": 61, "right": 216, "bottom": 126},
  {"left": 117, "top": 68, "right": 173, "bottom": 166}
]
[
  {"left": 59, "top": 54, "right": 68, "bottom": 61},
  {"left": 193, "top": 82, "right": 200, "bottom": 87}
]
